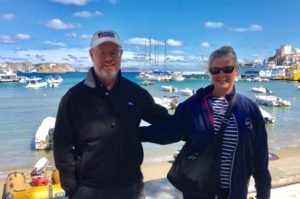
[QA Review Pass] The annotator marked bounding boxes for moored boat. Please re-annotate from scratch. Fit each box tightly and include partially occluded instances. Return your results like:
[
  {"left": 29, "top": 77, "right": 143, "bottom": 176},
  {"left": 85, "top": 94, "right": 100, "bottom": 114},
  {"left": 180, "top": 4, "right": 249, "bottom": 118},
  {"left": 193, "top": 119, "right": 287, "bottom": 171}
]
[
  {"left": 179, "top": 88, "right": 194, "bottom": 96},
  {"left": 0, "top": 69, "right": 19, "bottom": 83},
  {"left": 259, "top": 107, "right": 275, "bottom": 124},
  {"left": 35, "top": 117, "right": 56, "bottom": 150},
  {"left": 161, "top": 85, "right": 178, "bottom": 93},
  {"left": 25, "top": 77, "right": 47, "bottom": 89},
  {"left": 153, "top": 96, "right": 179, "bottom": 110},
  {"left": 140, "top": 80, "right": 154, "bottom": 86},
  {"left": 251, "top": 86, "right": 272, "bottom": 94},
  {"left": 46, "top": 76, "right": 63, "bottom": 88},
  {"left": 255, "top": 95, "right": 291, "bottom": 107}
]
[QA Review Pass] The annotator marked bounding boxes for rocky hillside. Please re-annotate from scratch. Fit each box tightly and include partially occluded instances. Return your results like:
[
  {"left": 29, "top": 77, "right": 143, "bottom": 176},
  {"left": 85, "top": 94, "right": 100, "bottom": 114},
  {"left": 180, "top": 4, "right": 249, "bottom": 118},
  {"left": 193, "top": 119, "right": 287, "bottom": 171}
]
[
  {"left": 0, "top": 62, "right": 76, "bottom": 73},
  {"left": 0, "top": 61, "right": 34, "bottom": 72},
  {"left": 36, "top": 63, "right": 76, "bottom": 73}
]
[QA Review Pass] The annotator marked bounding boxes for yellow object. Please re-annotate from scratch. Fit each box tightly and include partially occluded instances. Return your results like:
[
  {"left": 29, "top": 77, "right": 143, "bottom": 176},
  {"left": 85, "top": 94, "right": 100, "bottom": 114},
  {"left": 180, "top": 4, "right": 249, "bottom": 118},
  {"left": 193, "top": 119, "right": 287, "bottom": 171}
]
[{"left": 3, "top": 169, "right": 65, "bottom": 199}]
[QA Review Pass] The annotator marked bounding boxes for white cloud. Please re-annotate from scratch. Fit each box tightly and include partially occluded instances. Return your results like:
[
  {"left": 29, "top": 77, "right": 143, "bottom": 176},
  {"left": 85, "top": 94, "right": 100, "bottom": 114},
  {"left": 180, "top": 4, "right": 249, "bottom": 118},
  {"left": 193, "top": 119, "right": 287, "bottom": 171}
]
[
  {"left": 1, "top": 35, "right": 14, "bottom": 44},
  {"left": 166, "top": 39, "right": 183, "bottom": 47},
  {"left": 79, "top": 34, "right": 92, "bottom": 40},
  {"left": 205, "top": 21, "right": 224, "bottom": 28},
  {"left": 73, "top": 10, "right": 103, "bottom": 18},
  {"left": 16, "top": 33, "right": 32, "bottom": 41},
  {"left": 66, "top": 32, "right": 77, "bottom": 38},
  {"left": 230, "top": 24, "right": 263, "bottom": 32},
  {"left": 44, "top": 40, "right": 66, "bottom": 47},
  {"left": 125, "top": 38, "right": 149, "bottom": 45},
  {"left": 51, "top": 0, "right": 89, "bottom": 6},
  {"left": 1, "top": 13, "right": 14, "bottom": 21},
  {"left": 0, "top": 48, "right": 91, "bottom": 66},
  {"left": 249, "top": 24, "right": 263, "bottom": 31},
  {"left": 230, "top": 28, "right": 248, "bottom": 32},
  {"left": 45, "top": 18, "right": 79, "bottom": 30},
  {"left": 109, "top": 0, "right": 117, "bottom": 5},
  {"left": 201, "top": 42, "right": 211, "bottom": 48}
]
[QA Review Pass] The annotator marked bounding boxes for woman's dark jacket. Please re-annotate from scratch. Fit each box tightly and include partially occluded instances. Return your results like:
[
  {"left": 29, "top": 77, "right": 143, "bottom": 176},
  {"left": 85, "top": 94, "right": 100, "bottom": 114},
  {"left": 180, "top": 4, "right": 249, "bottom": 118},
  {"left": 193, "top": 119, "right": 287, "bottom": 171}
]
[
  {"left": 141, "top": 85, "right": 271, "bottom": 199},
  {"left": 53, "top": 68, "right": 168, "bottom": 196}
]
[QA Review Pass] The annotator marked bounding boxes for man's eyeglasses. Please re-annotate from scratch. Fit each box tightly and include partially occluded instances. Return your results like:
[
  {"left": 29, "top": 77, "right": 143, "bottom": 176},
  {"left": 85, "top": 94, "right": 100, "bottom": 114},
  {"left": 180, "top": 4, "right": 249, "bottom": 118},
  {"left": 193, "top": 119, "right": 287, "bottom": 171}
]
[
  {"left": 93, "top": 51, "right": 122, "bottom": 58},
  {"left": 209, "top": 66, "right": 235, "bottom": 75}
]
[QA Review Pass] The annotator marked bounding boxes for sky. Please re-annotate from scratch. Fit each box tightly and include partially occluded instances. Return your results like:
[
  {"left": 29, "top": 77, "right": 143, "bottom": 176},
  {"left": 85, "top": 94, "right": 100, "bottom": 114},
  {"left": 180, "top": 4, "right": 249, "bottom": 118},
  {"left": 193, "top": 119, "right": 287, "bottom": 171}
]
[{"left": 1, "top": 0, "right": 300, "bottom": 71}]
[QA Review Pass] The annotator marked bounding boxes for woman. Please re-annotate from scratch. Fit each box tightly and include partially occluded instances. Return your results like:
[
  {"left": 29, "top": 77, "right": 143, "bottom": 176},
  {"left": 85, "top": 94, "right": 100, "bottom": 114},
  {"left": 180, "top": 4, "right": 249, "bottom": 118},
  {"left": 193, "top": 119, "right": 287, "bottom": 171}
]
[{"left": 140, "top": 46, "right": 271, "bottom": 199}]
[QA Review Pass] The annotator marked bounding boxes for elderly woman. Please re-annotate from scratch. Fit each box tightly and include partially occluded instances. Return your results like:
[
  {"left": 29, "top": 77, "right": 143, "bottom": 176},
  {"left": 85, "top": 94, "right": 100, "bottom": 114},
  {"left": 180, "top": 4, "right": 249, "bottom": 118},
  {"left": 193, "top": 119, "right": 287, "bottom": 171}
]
[{"left": 141, "top": 46, "right": 271, "bottom": 199}]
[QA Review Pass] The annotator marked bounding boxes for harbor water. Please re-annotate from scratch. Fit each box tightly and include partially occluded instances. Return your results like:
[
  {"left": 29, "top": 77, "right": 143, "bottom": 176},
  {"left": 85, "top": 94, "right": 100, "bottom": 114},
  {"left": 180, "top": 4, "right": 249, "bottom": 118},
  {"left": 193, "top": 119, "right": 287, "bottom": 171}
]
[{"left": 0, "top": 72, "right": 300, "bottom": 174}]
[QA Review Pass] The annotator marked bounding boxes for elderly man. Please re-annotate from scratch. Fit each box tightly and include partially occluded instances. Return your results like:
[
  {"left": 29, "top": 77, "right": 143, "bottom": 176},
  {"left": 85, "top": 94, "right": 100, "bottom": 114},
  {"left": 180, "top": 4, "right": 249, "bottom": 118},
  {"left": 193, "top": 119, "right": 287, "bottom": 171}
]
[{"left": 53, "top": 30, "right": 168, "bottom": 199}]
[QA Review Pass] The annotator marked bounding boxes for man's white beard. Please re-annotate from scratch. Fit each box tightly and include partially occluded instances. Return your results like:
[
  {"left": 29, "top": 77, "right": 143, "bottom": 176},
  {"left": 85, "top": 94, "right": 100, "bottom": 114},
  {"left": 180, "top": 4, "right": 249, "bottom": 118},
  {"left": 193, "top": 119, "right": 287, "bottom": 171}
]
[{"left": 98, "top": 69, "right": 119, "bottom": 81}]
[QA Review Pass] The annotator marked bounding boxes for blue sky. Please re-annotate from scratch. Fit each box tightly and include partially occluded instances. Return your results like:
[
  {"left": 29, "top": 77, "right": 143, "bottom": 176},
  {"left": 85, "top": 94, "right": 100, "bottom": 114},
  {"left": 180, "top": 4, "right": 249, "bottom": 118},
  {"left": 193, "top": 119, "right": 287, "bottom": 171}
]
[{"left": 1, "top": 0, "right": 300, "bottom": 71}]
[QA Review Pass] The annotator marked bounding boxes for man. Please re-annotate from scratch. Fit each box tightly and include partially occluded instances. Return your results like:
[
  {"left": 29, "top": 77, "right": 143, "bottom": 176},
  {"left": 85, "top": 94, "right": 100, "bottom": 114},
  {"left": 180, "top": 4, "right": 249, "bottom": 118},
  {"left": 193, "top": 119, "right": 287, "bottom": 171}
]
[{"left": 53, "top": 30, "right": 168, "bottom": 199}]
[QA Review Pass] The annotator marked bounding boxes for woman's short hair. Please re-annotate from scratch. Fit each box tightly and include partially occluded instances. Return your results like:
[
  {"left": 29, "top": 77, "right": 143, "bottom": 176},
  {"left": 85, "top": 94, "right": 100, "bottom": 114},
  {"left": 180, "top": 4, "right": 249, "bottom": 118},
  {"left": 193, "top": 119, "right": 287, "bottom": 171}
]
[{"left": 208, "top": 46, "right": 238, "bottom": 69}]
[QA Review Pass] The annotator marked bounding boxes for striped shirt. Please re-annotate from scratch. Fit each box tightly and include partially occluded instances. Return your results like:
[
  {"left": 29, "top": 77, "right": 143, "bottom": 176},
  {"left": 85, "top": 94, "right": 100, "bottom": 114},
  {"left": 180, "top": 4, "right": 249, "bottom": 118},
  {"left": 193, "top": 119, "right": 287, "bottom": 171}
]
[{"left": 209, "top": 96, "right": 238, "bottom": 189}]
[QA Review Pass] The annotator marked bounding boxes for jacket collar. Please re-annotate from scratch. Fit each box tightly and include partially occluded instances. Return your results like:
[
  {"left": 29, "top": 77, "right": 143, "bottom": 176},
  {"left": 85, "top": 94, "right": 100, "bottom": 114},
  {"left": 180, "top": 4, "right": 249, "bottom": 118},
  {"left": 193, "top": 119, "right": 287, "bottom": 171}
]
[{"left": 196, "top": 84, "right": 236, "bottom": 102}]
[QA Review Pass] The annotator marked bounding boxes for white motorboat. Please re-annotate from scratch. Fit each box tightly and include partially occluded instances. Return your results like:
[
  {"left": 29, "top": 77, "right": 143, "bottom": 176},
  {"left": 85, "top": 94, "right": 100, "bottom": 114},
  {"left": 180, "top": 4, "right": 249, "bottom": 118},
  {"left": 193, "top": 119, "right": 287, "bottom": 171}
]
[
  {"left": 25, "top": 77, "right": 47, "bottom": 89},
  {"left": 46, "top": 76, "right": 63, "bottom": 88},
  {"left": 298, "top": 85, "right": 300, "bottom": 90},
  {"left": 259, "top": 107, "right": 275, "bottom": 124},
  {"left": 179, "top": 88, "right": 194, "bottom": 96},
  {"left": 141, "top": 80, "right": 154, "bottom": 86},
  {"left": 35, "top": 117, "right": 56, "bottom": 150},
  {"left": 161, "top": 85, "right": 178, "bottom": 93},
  {"left": 172, "top": 72, "right": 185, "bottom": 81},
  {"left": 251, "top": 86, "right": 272, "bottom": 94},
  {"left": 0, "top": 69, "right": 19, "bottom": 83},
  {"left": 18, "top": 76, "right": 29, "bottom": 83},
  {"left": 31, "top": 157, "right": 49, "bottom": 175},
  {"left": 255, "top": 95, "right": 291, "bottom": 107},
  {"left": 154, "top": 96, "right": 179, "bottom": 110}
]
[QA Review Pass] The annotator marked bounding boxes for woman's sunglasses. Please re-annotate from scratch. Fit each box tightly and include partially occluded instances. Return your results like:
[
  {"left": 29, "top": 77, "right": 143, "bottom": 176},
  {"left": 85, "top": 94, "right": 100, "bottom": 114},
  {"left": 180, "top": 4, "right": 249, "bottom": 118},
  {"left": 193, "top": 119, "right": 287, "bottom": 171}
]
[{"left": 209, "top": 66, "right": 235, "bottom": 75}]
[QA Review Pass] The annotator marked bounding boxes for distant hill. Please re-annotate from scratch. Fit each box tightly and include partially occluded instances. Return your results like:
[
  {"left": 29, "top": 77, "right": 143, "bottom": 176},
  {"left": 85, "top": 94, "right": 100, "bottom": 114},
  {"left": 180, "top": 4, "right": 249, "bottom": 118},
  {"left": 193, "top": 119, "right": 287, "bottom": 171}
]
[
  {"left": 0, "top": 62, "right": 76, "bottom": 73},
  {"left": 0, "top": 61, "right": 34, "bottom": 72},
  {"left": 36, "top": 63, "right": 76, "bottom": 73}
]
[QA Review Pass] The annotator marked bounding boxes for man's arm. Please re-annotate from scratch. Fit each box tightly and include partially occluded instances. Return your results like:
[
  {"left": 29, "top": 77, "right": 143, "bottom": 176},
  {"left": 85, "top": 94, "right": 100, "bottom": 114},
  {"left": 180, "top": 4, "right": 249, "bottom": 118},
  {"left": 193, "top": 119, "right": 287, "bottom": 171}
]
[
  {"left": 140, "top": 93, "right": 187, "bottom": 144},
  {"left": 253, "top": 107, "right": 271, "bottom": 199},
  {"left": 53, "top": 93, "right": 78, "bottom": 197}
]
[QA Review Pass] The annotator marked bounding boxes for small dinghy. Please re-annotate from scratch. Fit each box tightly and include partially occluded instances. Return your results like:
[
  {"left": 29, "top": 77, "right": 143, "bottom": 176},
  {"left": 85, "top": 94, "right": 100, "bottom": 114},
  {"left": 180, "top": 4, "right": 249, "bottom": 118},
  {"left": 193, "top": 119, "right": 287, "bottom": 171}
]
[{"left": 2, "top": 157, "right": 65, "bottom": 199}]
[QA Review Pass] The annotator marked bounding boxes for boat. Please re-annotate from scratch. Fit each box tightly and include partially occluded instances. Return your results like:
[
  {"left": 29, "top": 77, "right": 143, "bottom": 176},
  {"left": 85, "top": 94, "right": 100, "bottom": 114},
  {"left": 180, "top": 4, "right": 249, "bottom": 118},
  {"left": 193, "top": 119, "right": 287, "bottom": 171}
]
[
  {"left": 31, "top": 157, "right": 49, "bottom": 176},
  {"left": 46, "top": 76, "right": 63, "bottom": 88},
  {"left": 161, "top": 85, "right": 178, "bottom": 93},
  {"left": 171, "top": 72, "right": 185, "bottom": 81},
  {"left": 251, "top": 86, "right": 272, "bottom": 94},
  {"left": 35, "top": 117, "right": 56, "bottom": 150},
  {"left": 255, "top": 95, "right": 291, "bottom": 107},
  {"left": 298, "top": 85, "right": 300, "bottom": 90},
  {"left": 25, "top": 77, "right": 47, "bottom": 89},
  {"left": 0, "top": 69, "right": 19, "bottom": 83},
  {"left": 2, "top": 158, "right": 65, "bottom": 199},
  {"left": 140, "top": 80, "right": 154, "bottom": 86},
  {"left": 18, "top": 76, "right": 30, "bottom": 83},
  {"left": 268, "top": 152, "right": 279, "bottom": 161},
  {"left": 179, "top": 88, "right": 194, "bottom": 96},
  {"left": 259, "top": 107, "right": 275, "bottom": 124},
  {"left": 153, "top": 96, "right": 179, "bottom": 110}
]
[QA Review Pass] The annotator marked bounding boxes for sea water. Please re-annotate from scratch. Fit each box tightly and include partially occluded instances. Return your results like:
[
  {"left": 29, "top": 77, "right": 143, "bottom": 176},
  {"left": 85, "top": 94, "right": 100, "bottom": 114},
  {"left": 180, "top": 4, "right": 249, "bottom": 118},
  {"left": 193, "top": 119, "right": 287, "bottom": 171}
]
[{"left": 0, "top": 72, "right": 300, "bottom": 173}]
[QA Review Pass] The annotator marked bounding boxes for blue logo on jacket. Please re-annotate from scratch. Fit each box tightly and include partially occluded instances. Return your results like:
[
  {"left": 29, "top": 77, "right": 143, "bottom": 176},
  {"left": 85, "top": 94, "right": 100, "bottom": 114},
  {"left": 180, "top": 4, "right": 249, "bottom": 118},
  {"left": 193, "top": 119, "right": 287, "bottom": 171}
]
[{"left": 128, "top": 101, "right": 134, "bottom": 106}]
